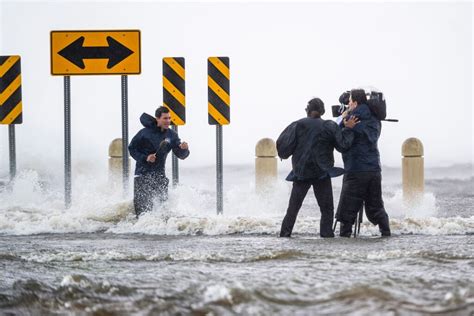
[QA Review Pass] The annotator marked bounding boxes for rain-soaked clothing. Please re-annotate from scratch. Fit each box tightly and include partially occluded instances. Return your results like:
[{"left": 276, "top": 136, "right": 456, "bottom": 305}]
[
  {"left": 335, "top": 104, "right": 390, "bottom": 236},
  {"left": 277, "top": 117, "right": 354, "bottom": 237},
  {"left": 280, "top": 177, "right": 335, "bottom": 237},
  {"left": 129, "top": 113, "right": 189, "bottom": 217},
  {"left": 339, "top": 104, "right": 381, "bottom": 173},
  {"left": 337, "top": 171, "right": 390, "bottom": 237}
]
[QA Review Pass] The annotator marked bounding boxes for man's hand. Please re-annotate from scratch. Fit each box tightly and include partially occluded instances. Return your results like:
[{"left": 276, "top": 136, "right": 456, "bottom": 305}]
[
  {"left": 343, "top": 116, "right": 359, "bottom": 129},
  {"left": 179, "top": 142, "right": 189, "bottom": 150},
  {"left": 146, "top": 153, "right": 156, "bottom": 163}
]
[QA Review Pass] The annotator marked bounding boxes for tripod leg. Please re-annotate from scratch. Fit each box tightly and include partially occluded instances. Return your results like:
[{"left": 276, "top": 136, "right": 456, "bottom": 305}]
[
  {"left": 353, "top": 204, "right": 364, "bottom": 238},
  {"left": 357, "top": 207, "right": 363, "bottom": 235}
]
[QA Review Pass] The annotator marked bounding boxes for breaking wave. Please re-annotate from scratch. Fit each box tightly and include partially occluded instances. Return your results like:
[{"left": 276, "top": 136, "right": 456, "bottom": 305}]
[
  {"left": 0, "top": 169, "right": 473, "bottom": 236},
  {"left": 1, "top": 211, "right": 472, "bottom": 237},
  {"left": 6, "top": 247, "right": 471, "bottom": 264},
  {"left": 3, "top": 275, "right": 472, "bottom": 315},
  {"left": 11, "top": 249, "right": 306, "bottom": 264}
]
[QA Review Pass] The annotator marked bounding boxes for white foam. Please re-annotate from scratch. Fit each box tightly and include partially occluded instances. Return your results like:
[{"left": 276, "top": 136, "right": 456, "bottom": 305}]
[
  {"left": 0, "top": 170, "right": 132, "bottom": 235},
  {"left": 22, "top": 250, "right": 145, "bottom": 263},
  {"left": 108, "top": 179, "right": 289, "bottom": 235},
  {"left": 60, "top": 275, "right": 92, "bottom": 288},
  {"left": 385, "top": 190, "right": 438, "bottom": 218},
  {"left": 1, "top": 170, "right": 472, "bottom": 236},
  {"left": 366, "top": 250, "right": 406, "bottom": 260},
  {"left": 19, "top": 247, "right": 306, "bottom": 264},
  {"left": 443, "top": 288, "right": 471, "bottom": 305},
  {"left": 203, "top": 284, "right": 233, "bottom": 304}
]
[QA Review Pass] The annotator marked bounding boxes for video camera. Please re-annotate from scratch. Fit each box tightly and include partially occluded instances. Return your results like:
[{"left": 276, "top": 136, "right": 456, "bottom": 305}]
[
  {"left": 331, "top": 91, "right": 350, "bottom": 118},
  {"left": 331, "top": 89, "right": 398, "bottom": 122}
]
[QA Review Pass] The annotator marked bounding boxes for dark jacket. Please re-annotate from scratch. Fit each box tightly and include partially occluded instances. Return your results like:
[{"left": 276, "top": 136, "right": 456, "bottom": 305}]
[
  {"left": 340, "top": 104, "right": 381, "bottom": 172},
  {"left": 277, "top": 117, "right": 354, "bottom": 181},
  {"left": 128, "top": 113, "right": 190, "bottom": 176}
]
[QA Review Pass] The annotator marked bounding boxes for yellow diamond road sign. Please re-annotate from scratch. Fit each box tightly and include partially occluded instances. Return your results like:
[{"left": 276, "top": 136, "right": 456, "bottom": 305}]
[{"left": 51, "top": 30, "right": 141, "bottom": 75}]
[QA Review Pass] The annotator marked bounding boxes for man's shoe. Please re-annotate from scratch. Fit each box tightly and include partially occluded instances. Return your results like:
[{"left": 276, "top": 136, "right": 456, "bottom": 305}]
[
  {"left": 321, "top": 232, "right": 335, "bottom": 238},
  {"left": 378, "top": 217, "right": 391, "bottom": 237},
  {"left": 339, "top": 222, "right": 352, "bottom": 238}
]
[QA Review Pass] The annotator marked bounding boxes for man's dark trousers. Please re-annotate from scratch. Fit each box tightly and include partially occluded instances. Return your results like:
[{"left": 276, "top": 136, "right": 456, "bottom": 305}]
[
  {"left": 280, "top": 177, "right": 335, "bottom": 237},
  {"left": 133, "top": 171, "right": 169, "bottom": 217},
  {"left": 336, "top": 171, "right": 390, "bottom": 236}
]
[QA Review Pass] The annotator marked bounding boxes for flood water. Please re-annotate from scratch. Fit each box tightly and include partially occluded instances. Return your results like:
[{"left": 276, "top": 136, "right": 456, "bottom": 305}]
[{"left": 0, "top": 165, "right": 473, "bottom": 315}]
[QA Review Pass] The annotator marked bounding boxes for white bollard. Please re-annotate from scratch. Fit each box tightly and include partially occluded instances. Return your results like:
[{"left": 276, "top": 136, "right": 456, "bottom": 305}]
[
  {"left": 108, "top": 138, "right": 130, "bottom": 188},
  {"left": 255, "top": 138, "right": 278, "bottom": 193},
  {"left": 402, "top": 138, "right": 424, "bottom": 204}
]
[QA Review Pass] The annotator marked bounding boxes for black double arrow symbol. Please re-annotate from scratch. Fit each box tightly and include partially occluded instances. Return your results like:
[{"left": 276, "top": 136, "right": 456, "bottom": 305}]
[{"left": 58, "top": 36, "right": 133, "bottom": 69}]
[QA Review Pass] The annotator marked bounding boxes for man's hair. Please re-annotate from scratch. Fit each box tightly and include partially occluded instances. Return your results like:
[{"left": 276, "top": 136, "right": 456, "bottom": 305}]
[
  {"left": 155, "top": 106, "right": 170, "bottom": 118},
  {"left": 306, "top": 98, "right": 325, "bottom": 116},
  {"left": 350, "top": 89, "right": 367, "bottom": 105}
]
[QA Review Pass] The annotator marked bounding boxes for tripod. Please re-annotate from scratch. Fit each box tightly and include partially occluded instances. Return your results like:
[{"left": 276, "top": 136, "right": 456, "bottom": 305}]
[{"left": 333, "top": 204, "right": 364, "bottom": 238}]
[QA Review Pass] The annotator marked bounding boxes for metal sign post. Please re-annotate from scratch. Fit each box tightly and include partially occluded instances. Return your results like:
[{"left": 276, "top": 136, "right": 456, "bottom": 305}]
[
  {"left": 216, "top": 125, "right": 223, "bottom": 214},
  {"left": 171, "top": 125, "right": 179, "bottom": 187},
  {"left": 64, "top": 76, "right": 72, "bottom": 208},
  {"left": 121, "top": 75, "right": 129, "bottom": 195},
  {"left": 207, "top": 57, "right": 230, "bottom": 215},
  {"left": 8, "top": 125, "right": 16, "bottom": 181}
]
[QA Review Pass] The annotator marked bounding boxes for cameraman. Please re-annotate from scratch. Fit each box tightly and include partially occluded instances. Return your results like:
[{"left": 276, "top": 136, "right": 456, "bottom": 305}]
[
  {"left": 277, "top": 98, "right": 358, "bottom": 238},
  {"left": 336, "top": 89, "right": 391, "bottom": 237}
]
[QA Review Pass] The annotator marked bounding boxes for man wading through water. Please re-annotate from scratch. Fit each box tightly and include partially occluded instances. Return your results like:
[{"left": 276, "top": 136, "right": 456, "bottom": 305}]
[
  {"left": 336, "top": 89, "right": 391, "bottom": 237},
  {"left": 129, "top": 106, "right": 190, "bottom": 217},
  {"left": 277, "top": 98, "right": 358, "bottom": 237}
]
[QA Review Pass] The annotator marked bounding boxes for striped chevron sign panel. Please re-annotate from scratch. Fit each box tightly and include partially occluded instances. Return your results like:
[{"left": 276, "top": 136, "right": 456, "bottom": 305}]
[
  {"left": 163, "top": 57, "right": 185, "bottom": 125},
  {"left": 0, "top": 55, "right": 22, "bottom": 125},
  {"left": 208, "top": 57, "right": 230, "bottom": 125}
]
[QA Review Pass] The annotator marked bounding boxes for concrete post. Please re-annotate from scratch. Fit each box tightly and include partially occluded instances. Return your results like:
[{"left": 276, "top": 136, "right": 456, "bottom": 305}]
[
  {"left": 255, "top": 138, "right": 278, "bottom": 193},
  {"left": 109, "top": 138, "right": 130, "bottom": 188},
  {"left": 402, "top": 138, "right": 424, "bottom": 203}
]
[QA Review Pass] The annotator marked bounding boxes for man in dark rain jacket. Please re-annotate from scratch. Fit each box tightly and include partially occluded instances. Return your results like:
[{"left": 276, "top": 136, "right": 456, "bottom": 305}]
[
  {"left": 128, "top": 106, "right": 190, "bottom": 217},
  {"left": 336, "top": 89, "right": 391, "bottom": 237},
  {"left": 277, "top": 98, "right": 358, "bottom": 237}
]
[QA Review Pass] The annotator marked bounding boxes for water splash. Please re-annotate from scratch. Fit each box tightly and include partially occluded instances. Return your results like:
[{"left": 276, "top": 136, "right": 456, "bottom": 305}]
[
  {"left": 1, "top": 169, "right": 472, "bottom": 236},
  {"left": 385, "top": 189, "right": 437, "bottom": 218}
]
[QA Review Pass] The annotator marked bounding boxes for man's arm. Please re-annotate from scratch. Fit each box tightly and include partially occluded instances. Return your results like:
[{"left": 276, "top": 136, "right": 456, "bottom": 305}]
[
  {"left": 326, "top": 118, "right": 357, "bottom": 153},
  {"left": 128, "top": 131, "right": 149, "bottom": 163},
  {"left": 276, "top": 121, "right": 298, "bottom": 159},
  {"left": 171, "top": 135, "right": 190, "bottom": 160},
  {"left": 364, "top": 119, "right": 381, "bottom": 144}
]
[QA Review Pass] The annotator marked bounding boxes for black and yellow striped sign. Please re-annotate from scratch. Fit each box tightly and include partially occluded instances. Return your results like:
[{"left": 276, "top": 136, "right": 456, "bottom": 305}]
[
  {"left": 0, "top": 56, "right": 22, "bottom": 125},
  {"left": 163, "top": 57, "right": 185, "bottom": 125},
  {"left": 208, "top": 57, "right": 230, "bottom": 125}
]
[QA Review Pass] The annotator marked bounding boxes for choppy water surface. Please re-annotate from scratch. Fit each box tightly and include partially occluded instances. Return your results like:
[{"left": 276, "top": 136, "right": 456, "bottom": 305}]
[
  {"left": 0, "top": 165, "right": 473, "bottom": 314},
  {"left": 1, "top": 234, "right": 473, "bottom": 315}
]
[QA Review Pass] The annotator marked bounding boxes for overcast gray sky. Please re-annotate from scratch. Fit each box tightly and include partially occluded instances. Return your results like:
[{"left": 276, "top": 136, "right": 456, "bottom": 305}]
[{"left": 0, "top": 1, "right": 472, "bottom": 178}]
